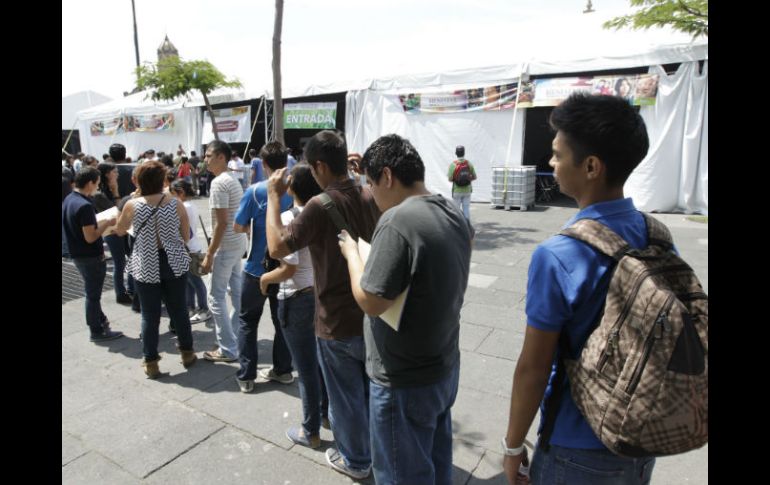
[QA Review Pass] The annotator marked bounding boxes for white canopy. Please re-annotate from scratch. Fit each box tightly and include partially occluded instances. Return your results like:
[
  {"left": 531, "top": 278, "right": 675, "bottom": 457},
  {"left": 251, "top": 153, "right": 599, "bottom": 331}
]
[
  {"left": 62, "top": 91, "right": 112, "bottom": 130},
  {"left": 344, "top": 42, "right": 708, "bottom": 214}
]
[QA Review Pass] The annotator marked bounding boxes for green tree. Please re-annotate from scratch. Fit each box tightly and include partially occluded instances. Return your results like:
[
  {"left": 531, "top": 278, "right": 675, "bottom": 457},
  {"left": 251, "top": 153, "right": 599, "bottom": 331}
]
[
  {"left": 135, "top": 56, "right": 242, "bottom": 141},
  {"left": 603, "top": 1, "right": 708, "bottom": 39}
]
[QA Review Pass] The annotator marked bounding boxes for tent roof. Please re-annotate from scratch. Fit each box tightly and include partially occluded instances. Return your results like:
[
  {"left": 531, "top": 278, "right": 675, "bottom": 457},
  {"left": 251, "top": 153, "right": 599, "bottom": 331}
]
[{"left": 62, "top": 90, "right": 112, "bottom": 128}]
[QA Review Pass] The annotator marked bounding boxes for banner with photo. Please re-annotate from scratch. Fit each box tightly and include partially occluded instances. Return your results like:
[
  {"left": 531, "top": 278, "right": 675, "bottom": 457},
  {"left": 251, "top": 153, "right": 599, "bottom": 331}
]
[
  {"left": 284, "top": 102, "right": 337, "bottom": 129},
  {"left": 396, "top": 82, "right": 534, "bottom": 114},
  {"left": 531, "top": 74, "right": 659, "bottom": 106},
  {"left": 202, "top": 105, "right": 251, "bottom": 143},
  {"left": 89, "top": 113, "right": 175, "bottom": 136},
  {"left": 393, "top": 73, "right": 657, "bottom": 114}
]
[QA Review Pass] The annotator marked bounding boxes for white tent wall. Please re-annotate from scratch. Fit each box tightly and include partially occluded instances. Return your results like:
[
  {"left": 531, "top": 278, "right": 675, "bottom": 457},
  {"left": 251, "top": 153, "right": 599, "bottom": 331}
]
[
  {"left": 346, "top": 90, "right": 526, "bottom": 202},
  {"left": 76, "top": 108, "right": 201, "bottom": 160},
  {"left": 625, "top": 61, "right": 708, "bottom": 214}
]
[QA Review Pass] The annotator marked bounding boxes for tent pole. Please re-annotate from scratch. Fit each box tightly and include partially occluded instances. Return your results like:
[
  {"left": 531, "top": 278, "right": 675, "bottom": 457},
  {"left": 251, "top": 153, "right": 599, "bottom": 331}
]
[
  {"left": 243, "top": 96, "right": 265, "bottom": 157},
  {"left": 502, "top": 62, "right": 529, "bottom": 198}
]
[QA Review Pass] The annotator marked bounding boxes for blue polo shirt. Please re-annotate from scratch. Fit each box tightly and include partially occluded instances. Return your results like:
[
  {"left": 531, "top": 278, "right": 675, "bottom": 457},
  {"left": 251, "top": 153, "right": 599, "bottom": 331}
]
[
  {"left": 526, "top": 198, "right": 648, "bottom": 449},
  {"left": 62, "top": 191, "right": 103, "bottom": 258},
  {"left": 235, "top": 181, "right": 292, "bottom": 277}
]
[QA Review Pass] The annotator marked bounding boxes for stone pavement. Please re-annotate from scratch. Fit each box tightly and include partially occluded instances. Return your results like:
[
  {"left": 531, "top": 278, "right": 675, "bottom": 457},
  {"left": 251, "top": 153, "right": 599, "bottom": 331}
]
[{"left": 62, "top": 198, "right": 708, "bottom": 484}]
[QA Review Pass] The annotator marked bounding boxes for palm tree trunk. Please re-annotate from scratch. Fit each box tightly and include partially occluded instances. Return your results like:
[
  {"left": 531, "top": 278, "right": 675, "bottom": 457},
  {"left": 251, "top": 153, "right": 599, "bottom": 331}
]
[
  {"left": 272, "top": 0, "right": 284, "bottom": 143},
  {"left": 202, "top": 91, "right": 220, "bottom": 141}
]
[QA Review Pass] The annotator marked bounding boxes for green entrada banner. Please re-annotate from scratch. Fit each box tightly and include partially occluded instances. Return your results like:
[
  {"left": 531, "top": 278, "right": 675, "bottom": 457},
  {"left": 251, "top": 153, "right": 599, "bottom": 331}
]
[{"left": 284, "top": 102, "right": 337, "bottom": 129}]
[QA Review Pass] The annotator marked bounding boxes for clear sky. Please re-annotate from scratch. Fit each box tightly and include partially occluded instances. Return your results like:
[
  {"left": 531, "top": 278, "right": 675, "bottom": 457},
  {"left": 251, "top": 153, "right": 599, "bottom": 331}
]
[{"left": 62, "top": 0, "right": 699, "bottom": 100}]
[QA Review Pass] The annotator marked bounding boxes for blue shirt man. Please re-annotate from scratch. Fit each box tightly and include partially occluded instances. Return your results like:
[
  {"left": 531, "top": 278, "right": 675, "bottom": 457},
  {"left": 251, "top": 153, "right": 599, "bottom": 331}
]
[{"left": 233, "top": 144, "right": 295, "bottom": 391}]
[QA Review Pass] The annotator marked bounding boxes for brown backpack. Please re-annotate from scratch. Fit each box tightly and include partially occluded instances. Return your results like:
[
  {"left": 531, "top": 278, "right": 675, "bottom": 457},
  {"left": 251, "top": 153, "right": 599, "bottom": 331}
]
[{"left": 541, "top": 214, "right": 708, "bottom": 457}]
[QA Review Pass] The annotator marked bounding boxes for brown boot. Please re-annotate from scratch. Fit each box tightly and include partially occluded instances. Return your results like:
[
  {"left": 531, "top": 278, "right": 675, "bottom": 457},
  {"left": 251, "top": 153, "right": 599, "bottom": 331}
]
[
  {"left": 142, "top": 357, "right": 162, "bottom": 379},
  {"left": 180, "top": 350, "right": 197, "bottom": 368}
]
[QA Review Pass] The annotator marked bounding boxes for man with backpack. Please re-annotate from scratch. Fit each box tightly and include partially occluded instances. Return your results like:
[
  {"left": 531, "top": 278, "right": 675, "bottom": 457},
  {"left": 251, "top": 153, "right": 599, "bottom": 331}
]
[
  {"left": 502, "top": 93, "right": 707, "bottom": 484},
  {"left": 447, "top": 145, "right": 476, "bottom": 221},
  {"left": 266, "top": 130, "right": 381, "bottom": 480}
]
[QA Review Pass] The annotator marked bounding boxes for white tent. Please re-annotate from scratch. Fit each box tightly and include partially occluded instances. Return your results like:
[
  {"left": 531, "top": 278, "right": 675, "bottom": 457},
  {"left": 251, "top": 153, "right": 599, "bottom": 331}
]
[
  {"left": 74, "top": 88, "right": 249, "bottom": 160},
  {"left": 62, "top": 91, "right": 112, "bottom": 130},
  {"left": 344, "top": 42, "right": 708, "bottom": 214}
]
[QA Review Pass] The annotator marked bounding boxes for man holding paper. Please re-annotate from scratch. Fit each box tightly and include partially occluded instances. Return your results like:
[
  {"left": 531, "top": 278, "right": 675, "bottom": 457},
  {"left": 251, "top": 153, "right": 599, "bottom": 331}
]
[{"left": 338, "top": 134, "right": 473, "bottom": 485}]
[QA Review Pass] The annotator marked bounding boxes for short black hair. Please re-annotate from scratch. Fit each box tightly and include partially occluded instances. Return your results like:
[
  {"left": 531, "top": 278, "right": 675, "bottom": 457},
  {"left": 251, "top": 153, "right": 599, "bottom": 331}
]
[
  {"left": 171, "top": 178, "right": 195, "bottom": 197},
  {"left": 361, "top": 134, "right": 425, "bottom": 187},
  {"left": 190, "top": 150, "right": 197, "bottom": 157},
  {"left": 74, "top": 166, "right": 100, "bottom": 189},
  {"left": 260, "top": 142, "right": 288, "bottom": 171},
  {"left": 549, "top": 92, "right": 649, "bottom": 187},
  {"left": 102, "top": 153, "right": 110, "bottom": 160},
  {"left": 304, "top": 130, "right": 348, "bottom": 176},
  {"left": 161, "top": 154, "right": 174, "bottom": 168},
  {"left": 207, "top": 140, "right": 232, "bottom": 161},
  {"left": 289, "top": 162, "right": 322, "bottom": 205},
  {"left": 455, "top": 145, "right": 465, "bottom": 157}
]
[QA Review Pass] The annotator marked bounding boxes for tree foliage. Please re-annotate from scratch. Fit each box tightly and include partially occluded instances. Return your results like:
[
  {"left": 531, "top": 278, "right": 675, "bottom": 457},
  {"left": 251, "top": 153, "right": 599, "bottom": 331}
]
[
  {"left": 135, "top": 56, "right": 242, "bottom": 141},
  {"left": 603, "top": 0, "right": 708, "bottom": 39}
]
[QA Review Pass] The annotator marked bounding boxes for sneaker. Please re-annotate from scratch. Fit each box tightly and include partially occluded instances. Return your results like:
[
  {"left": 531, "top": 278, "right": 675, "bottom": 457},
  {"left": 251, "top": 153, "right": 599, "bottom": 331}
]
[
  {"left": 237, "top": 378, "right": 254, "bottom": 393},
  {"left": 258, "top": 367, "right": 295, "bottom": 384},
  {"left": 90, "top": 330, "right": 124, "bottom": 342},
  {"left": 116, "top": 294, "right": 133, "bottom": 304},
  {"left": 203, "top": 349, "right": 237, "bottom": 362},
  {"left": 325, "top": 448, "right": 371, "bottom": 480},
  {"left": 286, "top": 426, "right": 320, "bottom": 449},
  {"left": 190, "top": 309, "right": 212, "bottom": 324},
  {"left": 321, "top": 417, "right": 331, "bottom": 430}
]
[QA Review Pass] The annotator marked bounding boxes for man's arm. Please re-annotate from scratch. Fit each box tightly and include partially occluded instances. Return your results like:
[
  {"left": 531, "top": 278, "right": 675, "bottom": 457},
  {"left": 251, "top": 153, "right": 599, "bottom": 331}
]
[
  {"left": 82, "top": 217, "right": 116, "bottom": 243},
  {"left": 266, "top": 168, "right": 295, "bottom": 259},
  {"left": 201, "top": 208, "right": 229, "bottom": 273},
  {"left": 338, "top": 229, "right": 395, "bottom": 316},
  {"left": 502, "top": 325, "right": 559, "bottom": 484}
]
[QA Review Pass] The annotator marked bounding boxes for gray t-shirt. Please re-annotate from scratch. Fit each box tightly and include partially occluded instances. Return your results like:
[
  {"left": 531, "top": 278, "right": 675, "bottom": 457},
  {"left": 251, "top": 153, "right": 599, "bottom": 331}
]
[
  {"left": 209, "top": 172, "right": 246, "bottom": 252},
  {"left": 361, "top": 194, "right": 473, "bottom": 387}
]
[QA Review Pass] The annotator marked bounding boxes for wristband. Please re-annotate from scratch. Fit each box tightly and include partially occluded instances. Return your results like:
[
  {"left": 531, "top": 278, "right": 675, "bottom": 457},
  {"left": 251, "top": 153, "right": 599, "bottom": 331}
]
[{"left": 501, "top": 438, "right": 526, "bottom": 456}]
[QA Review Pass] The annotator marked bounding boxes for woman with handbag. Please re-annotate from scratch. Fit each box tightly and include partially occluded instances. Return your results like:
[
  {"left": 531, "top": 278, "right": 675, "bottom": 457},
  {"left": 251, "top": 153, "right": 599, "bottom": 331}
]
[
  {"left": 114, "top": 161, "right": 197, "bottom": 378},
  {"left": 171, "top": 179, "right": 212, "bottom": 324}
]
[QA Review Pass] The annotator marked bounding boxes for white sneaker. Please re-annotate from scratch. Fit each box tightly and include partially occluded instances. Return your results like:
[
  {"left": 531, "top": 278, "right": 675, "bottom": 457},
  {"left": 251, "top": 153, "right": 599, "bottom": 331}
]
[
  {"left": 258, "top": 367, "right": 295, "bottom": 384},
  {"left": 237, "top": 378, "right": 254, "bottom": 393},
  {"left": 190, "top": 309, "right": 212, "bottom": 324}
]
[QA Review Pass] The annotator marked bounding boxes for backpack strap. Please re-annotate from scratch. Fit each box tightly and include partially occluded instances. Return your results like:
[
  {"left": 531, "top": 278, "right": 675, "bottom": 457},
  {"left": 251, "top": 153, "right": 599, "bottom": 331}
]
[
  {"left": 318, "top": 192, "right": 351, "bottom": 234},
  {"left": 538, "top": 333, "right": 571, "bottom": 452},
  {"left": 560, "top": 218, "right": 632, "bottom": 262},
  {"left": 641, "top": 213, "right": 674, "bottom": 251}
]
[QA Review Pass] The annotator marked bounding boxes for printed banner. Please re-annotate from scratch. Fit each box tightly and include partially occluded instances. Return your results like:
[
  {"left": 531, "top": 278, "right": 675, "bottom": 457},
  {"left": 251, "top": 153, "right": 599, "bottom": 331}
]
[
  {"left": 396, "top": 82, "right": 533, "bottom": 114},
  {"left": 284, "top": 102, "right": 337, "bottom": 129},
  {"left": 202, "top": 105, "right": 251, "bottom": 143},
  {"left": 89, "top": 113, "right": 175, "bottom": 136},
  {"left": 531, "top": 74, "right": 659, "bottom": 107},
  {"left": 395, "top": 74, "right": 658, "bottom": 114}
]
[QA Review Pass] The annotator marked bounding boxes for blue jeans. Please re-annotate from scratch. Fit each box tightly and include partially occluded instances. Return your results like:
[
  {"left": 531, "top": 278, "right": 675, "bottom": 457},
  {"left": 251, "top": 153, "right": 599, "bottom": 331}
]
[
  {"left": 452, "top": 193, "right": 471, "bottom": 220},
  {"left": 208, "top": 248, "right": 242, "bottom": 359},
  {"left": 186, "top": 272, "right": 208, "bottom": 311},
  {"left": 531, "top": 444, "right": 655, "bottom": 485},
  {"left": 134, "top": 250, "right": 194, "bottom": 361},
  {"left": 279, "top": 292, "right": 321, "bottom": 435},
  {"left": 104, "top": 234, "right": 129, "bottom": 298},
  {"left": 369, "top": 361, "right": 460, "bottom": 485},
  {"left": 317, "top": 336, "right": 371, "bottom": 470},
  {"left": 236, "top": 273, "right": 293, "bottom": 380},
  {"left": 72, "top": 255, "right": 109, "bottom": 336}
]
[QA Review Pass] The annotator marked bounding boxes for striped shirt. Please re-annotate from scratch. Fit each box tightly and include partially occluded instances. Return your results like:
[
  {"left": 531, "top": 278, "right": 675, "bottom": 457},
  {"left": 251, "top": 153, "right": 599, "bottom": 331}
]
[
  {"left": 129, "top": 198, "right": 190, "bottom": 283},
  {"left": 209, "top": 173, "right": 247, "bottom": 253}
]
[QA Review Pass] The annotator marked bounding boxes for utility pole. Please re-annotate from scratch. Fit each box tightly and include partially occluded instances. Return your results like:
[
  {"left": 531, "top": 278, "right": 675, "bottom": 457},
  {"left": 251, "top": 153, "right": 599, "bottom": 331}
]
[{"left": 131, "top": 0, "right": 140, "bottom": 69}]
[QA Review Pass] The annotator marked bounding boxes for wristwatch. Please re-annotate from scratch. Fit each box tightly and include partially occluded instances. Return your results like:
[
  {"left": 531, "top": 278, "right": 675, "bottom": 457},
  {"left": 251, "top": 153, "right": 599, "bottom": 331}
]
[{"left": 500, "top": 438, "right": 526, "bottom": 456}]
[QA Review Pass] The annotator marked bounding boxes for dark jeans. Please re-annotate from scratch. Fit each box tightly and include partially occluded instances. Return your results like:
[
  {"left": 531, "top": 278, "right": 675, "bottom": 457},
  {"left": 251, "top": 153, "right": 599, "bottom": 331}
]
[
  {"left": 104, "top": 234, "right": 129, "bottom": 298},
  {"left": 134, "top": 250, "right": 194, "bottom": 361},
  {"left": 186, "top": 272, "right": 208, "bottom": 311},
  {"left": 236, "top": 273, "right": 293, "bottom": 381},
  {"left": 72, "top": 255, "right": 109, "bottom": 336},
  {"left": 369, "top": 361, "right": 460, "bottom": 485},
  {"left": 317, "top": 336, "right": 371, "bottom": 470},
  {"left": 278, "top": 292, "right": 321, "bottom": 435},
  {"left": 531, "top": 444, "right": 655, "bottom": 485}
]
